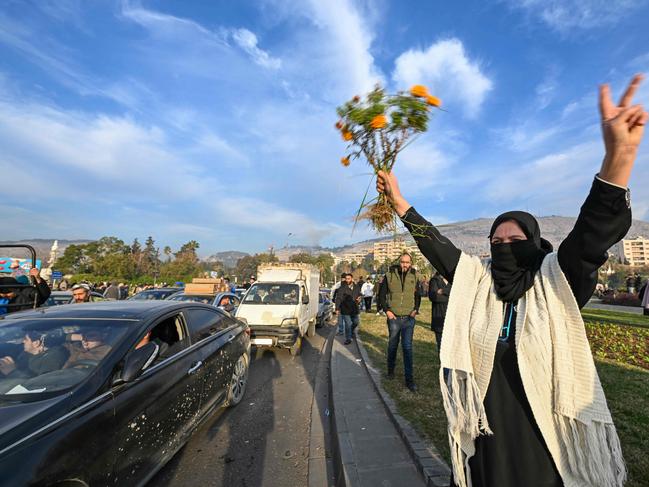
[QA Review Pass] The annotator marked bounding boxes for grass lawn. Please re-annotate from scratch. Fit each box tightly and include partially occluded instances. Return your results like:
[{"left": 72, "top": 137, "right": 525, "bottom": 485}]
[
  {"left": 582, "top": 307, "right": 649, "bottom": 328},
  {"left": 357, "top": 303, "right": 649, "bottom": 487}
]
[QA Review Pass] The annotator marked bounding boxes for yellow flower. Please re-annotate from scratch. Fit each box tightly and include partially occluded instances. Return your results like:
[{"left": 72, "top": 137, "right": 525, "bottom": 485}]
[
  {"left": 426, "top": 95, "right": 441, "bottom": 107},
  {"left": 342, "top": 130, "right": 353, "bottom": 141},
  {"left": 410, "top": 85, "right": 429, "bottom": 98},
  {"left": 370, "top": 114, "right": 387, "bottom": 129},
  {"left": 341, "top": 156, "right": 351, "bottom": 167}
]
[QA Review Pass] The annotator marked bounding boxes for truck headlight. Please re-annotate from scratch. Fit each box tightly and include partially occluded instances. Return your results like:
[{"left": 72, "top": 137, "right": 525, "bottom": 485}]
[{"left": 281, "top": 318, "right": 298, "bottom": 327}]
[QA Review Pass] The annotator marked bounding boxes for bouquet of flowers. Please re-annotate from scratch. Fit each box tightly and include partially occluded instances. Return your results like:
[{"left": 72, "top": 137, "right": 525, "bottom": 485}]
[{"left": 336, "top": 84, "right": 441, "bottom": 233}]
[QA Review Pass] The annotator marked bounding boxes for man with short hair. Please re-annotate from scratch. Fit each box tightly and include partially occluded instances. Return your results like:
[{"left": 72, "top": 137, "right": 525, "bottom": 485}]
[
  {"left": 378, "top": 252, "right": 421, "bottom": 392},
  {"left": 335, "top": 273, "right": 362, "bottom": 345}
]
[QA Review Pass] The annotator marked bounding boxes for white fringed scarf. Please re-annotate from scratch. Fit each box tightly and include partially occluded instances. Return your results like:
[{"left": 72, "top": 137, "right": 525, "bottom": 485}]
[{"left": 439, "top": 252, "right": 626, "bottom": 487}]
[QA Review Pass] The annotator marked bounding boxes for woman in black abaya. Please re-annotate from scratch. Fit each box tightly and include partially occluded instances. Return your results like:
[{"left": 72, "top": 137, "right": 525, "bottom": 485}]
[{"left": 376, "top": 74, "right": 647, "bottom": 487}]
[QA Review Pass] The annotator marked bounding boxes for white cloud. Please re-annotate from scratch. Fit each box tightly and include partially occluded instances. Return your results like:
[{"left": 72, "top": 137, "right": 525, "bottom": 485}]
[
  {"left": 392, "top": 38, "right": 493, "bottom": 119},
  {"left": 231, "top": 28, "right": 281, "bottom": 70},
  {"left": 506, "top": 0, "right": 646, "bottom": 32},
  {"left": 264, "top": 0, "right": 384, "bottom": 100}
]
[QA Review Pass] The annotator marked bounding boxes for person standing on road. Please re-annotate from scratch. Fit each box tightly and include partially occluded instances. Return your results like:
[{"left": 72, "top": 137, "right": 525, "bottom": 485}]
[
  {"left": 361, "top": 277, "right": 374, "bottom": 313},
  {"left": 335, "top": 273, "right": 361, "bottom": 345},
  {"left": 428, "top": 271, "right": 451, "bottom": 354},
  {"left": 331, "top": 272, "right": 346, "bottom": 335},
  {"left": 378, "top": 252, "right": 421, "bottom": 392},
  {"left": 375, "top": 74, "right": 645, "bottom": 487}
]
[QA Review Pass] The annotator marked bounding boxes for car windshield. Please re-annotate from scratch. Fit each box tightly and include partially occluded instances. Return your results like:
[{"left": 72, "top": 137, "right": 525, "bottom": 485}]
[
  {"left": 45, "top": 294, "right": 72, "bottom": 306},
  {"left": 0, "top": 319, "right": 132, "bottom": 403},
  {"left": 243, "top": 284, "right": 299, "bottom": 305},
  {"left": 168, "top": 294, "right": 214, "bottom": 304},
  {"left": 130, "top": 289, "right": 178, "bottom": 300}
]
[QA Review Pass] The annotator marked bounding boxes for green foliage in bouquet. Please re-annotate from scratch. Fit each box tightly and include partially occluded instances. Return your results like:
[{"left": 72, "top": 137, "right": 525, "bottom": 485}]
[{"left": 336, "top": 84, "right": 442, "bottom": 232}]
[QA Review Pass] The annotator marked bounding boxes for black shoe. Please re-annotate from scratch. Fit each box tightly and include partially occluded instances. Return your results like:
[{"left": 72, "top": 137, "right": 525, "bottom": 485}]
[
  {"left": 344, "top": 339, "right": 352, "bottom": 345},
  {"left": 406, "top": 382, "right": 418, "bottom": 392}
]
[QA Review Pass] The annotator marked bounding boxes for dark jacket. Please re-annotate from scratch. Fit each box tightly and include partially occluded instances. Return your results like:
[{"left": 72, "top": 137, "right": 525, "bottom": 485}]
[
  {"left": 335, "top": 282, "right": 361, "bottom": 315},
  {"left": 1, "top": 278, "right": 51, "bottom": 314},
  {"left": 8, "top": 346, "right": 69, "bottom": 378},
  {"left": 428, "top": 273, "right": 451, "bottom": 332},
  {"left": 104, "top": 285, "right": 120, "bottom": 300},
  {"left": 377, "top": 266, "right": 421, "bottom": 315}
]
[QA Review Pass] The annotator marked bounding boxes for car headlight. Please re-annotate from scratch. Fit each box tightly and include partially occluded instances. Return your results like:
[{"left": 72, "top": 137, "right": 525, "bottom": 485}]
[{"left": 281, "top": 318, "right": 298, "bottom": 327}]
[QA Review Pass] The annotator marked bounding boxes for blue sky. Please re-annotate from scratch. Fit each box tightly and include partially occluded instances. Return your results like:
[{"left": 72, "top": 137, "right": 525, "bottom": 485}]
[{"left": 1, "top": 0, "right": 649, "bottom": 255}]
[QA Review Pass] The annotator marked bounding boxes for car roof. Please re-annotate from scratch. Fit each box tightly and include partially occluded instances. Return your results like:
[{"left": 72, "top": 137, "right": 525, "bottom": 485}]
[{"left": 0, "top": 300, "right": 196, "bottom": 322}]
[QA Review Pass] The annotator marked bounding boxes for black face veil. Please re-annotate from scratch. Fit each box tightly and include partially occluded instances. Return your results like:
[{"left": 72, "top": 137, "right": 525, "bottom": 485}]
[{"left": 488, "top": 211, "right": 553, "bottom": 302}]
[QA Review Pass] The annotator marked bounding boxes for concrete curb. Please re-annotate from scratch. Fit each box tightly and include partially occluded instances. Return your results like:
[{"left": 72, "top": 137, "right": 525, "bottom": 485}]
[
  {"left": 308, "top": 325, "right": 338, "bottom": 487},
  {"left": 354, "top": 336, "right": 451, "bottom": 487}
]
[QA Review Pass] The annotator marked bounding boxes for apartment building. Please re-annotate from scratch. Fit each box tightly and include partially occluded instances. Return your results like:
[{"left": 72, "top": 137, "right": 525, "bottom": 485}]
[{"left": 622, "top": 236, "right": 649, "bottom": 266}]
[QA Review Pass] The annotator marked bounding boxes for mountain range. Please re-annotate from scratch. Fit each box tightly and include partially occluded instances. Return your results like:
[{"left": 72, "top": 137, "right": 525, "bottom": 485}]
[{"left": 4, "top": 215, "right": 649, "bottom": 266}]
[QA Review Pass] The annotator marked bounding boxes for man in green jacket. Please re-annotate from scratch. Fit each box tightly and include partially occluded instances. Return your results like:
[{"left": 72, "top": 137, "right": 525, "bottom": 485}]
[{"left": 378, "top": 252, "right": 421, "bottom": 391}]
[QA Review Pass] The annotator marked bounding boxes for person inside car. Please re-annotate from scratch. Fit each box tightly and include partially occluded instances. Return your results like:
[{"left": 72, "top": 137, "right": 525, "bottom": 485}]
[
  {"left": 0, "top": 268, "right": 51, "bottom": 315},
  {"left": 63, "top": 329, "right": 111, "bottom": 368},
  {"left": 218, "top": 295, "right": 235, "bottom": 313},
  {"left": 0, "top": 329, "right": 69, "bottom": 378}
]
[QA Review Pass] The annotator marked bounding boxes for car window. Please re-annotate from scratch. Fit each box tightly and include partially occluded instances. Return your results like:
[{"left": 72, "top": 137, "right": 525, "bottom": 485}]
[
  {"left": 145, "top": 313, "right": 189, "bottom": 364},
  {"left": 184, "top": 308, "right": 230, "bottom": 342},
  {"left": 0, "top": 318, "right": 132, "bottom": 403},
  {"left": 230, "top": 296, "right": 240, "bottom": 307}
]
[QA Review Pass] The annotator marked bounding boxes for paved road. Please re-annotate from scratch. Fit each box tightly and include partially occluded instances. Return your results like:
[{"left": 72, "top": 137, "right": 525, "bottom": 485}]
[
  {"left": 149, "top": 324, "right": 335, "bottom": 487},
  {"left": 585, "top": 299, "right": 644, "bottom": 315}
]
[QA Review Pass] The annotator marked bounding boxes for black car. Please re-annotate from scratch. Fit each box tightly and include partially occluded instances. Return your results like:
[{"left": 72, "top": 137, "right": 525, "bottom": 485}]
[
  {"left": 128, "top": 288, "right": 182, "bottom": 301},
  {"left": 0, "top": 301, "right": 250, "bottom": 486}
]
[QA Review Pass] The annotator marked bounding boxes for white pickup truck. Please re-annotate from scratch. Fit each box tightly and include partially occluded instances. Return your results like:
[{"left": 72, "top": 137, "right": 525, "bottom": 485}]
[{"left": 235, "top": 263, "right": 320, "bottom": 356}]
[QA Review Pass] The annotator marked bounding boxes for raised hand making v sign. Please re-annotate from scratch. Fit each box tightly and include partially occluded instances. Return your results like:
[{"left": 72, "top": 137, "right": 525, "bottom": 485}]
[{"left": 598, "top": 74, "right": 648, "bottom": 187}]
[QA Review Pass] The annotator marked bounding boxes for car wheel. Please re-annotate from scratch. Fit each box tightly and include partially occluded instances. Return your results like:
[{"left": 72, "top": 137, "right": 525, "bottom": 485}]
[
  {"left": 226, "top": 354, "right": 249, "bottom": 407},
  {"left": 289, "top": 336, "right": 302, "bottom": 356}
]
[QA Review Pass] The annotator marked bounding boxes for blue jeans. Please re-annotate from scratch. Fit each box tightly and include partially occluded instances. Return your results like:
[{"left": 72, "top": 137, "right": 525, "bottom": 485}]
[
  {"left": 387, "top": 316, "right": 415, "bottom": 382},
  {"left": 341, "top": 314, "right": 360, "bottom": 340},
  {"left": 337, "top": 313, "right": 344, "bottom": 334}
]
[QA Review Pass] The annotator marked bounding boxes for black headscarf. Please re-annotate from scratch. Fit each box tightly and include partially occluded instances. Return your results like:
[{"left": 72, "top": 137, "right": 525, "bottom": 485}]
[{"left": 488, "top": 211, "right": 553, "bottom": 302}]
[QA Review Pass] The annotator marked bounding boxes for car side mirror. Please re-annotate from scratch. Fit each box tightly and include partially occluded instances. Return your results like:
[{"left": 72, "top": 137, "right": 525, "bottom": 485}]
[
  {"left": 302, "top": 295, "right": 309, "bottom": 305},
  {"left": 120, "top": 342, "right": 159, "bottom": 383}
]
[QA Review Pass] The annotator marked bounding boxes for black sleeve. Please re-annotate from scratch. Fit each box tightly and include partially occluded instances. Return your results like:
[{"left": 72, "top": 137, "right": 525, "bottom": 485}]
[
  {"left": 428, "top": 277, "right": 436, "bottom": 301},
  {"left": 400, "top": 207, "right": 462, "bottom": 282},
  {"left": 35, "top": 279, "right": 51, "bottom": 306},
  {"left": 335, "top": 287, "right": 343, "bottom": 310},
  {"left": 377, "top": 277, "right": 389, "bottom": 312},
  {"left": 558, "top": 177, "right": 632, "bottom": 308}
]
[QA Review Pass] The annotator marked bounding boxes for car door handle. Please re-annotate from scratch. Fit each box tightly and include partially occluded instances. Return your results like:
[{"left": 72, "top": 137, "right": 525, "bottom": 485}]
[
  {"left": 227, "top": 335, "right": 236, "bottom": 343},
  {"left": 187, "top": 361, "right": 203, "bottom": 375}
]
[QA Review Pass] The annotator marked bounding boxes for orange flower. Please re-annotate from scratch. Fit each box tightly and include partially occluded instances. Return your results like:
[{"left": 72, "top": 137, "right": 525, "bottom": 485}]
[
  {"left": 370, "top": 114, "right": 387, "bottom": 129},
  {"left": 341, "top": 156, "right": 351, "bottom": 167},
  {"left": 342, "top": 130, "right": 353, "bottom": 141},
  {"left": 335, "top": 120, "right": 343, "bottom": 129},
  {"left": 410, "top": 85, "right": 429, "bottom": 98},
  {"left": 426, "top": 95, "right": 441, "bottom": 107}
]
